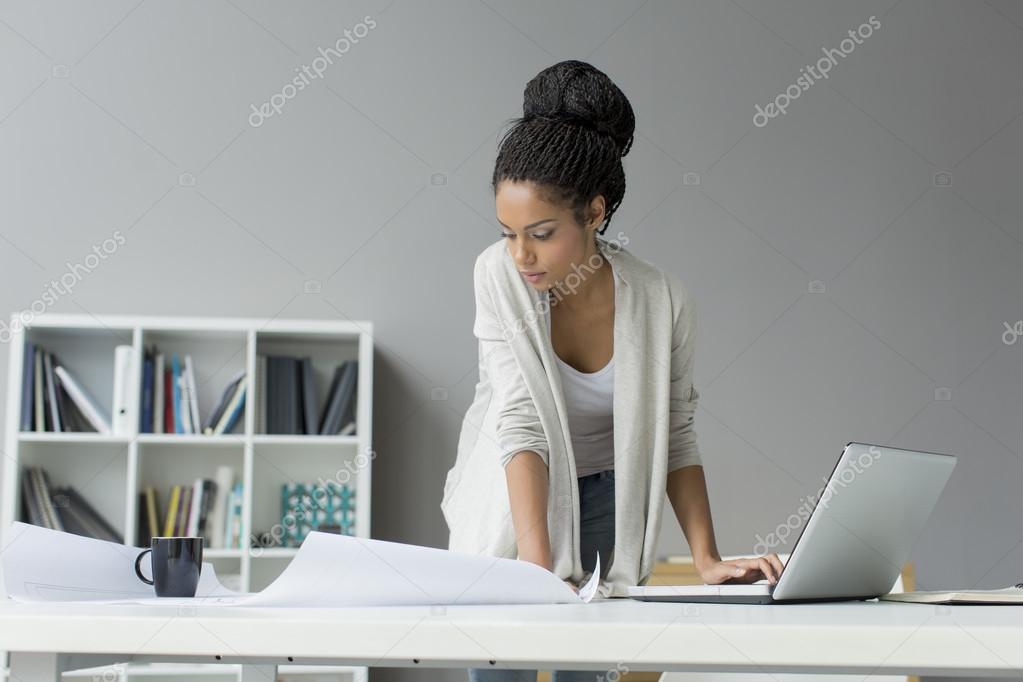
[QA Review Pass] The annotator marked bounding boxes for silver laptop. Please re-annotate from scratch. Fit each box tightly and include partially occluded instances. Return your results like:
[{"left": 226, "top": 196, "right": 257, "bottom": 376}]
[{"left": 627, "top": 442, "right": 957, "bottom": 604}]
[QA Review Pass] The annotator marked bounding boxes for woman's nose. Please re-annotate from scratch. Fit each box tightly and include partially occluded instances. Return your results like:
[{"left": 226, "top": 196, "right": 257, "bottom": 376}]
[{"left": 511, "top": 240, "right": 533, "bottom": 266}]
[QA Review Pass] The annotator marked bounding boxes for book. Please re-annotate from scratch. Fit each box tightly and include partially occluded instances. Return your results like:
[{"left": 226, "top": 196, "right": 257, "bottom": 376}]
[
  {"left": 258, "top": 354, "right": 356, "bottom": 436},
  {"left": 320, "top": 361, "right": 357, "bottom": 435},
  {"left": 59, "top": 496, "right": 97, "bottom": 540},
  {"left": 263, "top": 355, "right": 288, "bottom": 435},
  {"left": 178, "top": 373, "right": 194, "bottom": 434},
  {"left": 55, "top": 374, "right": 91, "bottom": 432},
  {"left": 879, "top": 585, "right": 1023, "bottom": 604},
  {"left": 143, "top": 486, "right": 159, "bottom": 546},
  {"left": 153, "top": 352, "right": 164, "bottom": 434},
  {"left": 19, "top": 467, "right": 121, "bottom": 542},
  {"left": 207, "top": 465, "right": 234, "bottom": 549},
  {"left": 32, "top": 468, "right": 61, "bottom": 530},
  {"left": 184, "top": 355, "right": 201, "bottom": 436},
  {"left": 177, "top": 485, "right": 192, "bottom": 535},
  {"left": 265, "top": 355, "right": 275, "bottom": 434},
  {"left": 33, "top": 348, "right": 44, "bottom": 431},
  {"left": 56, "top": 485, "right": 121, "bottom": 542},
  {"left": 140, "top": 349, "right": 154, "bottom": 433},
  {"left": 163, "top": 365, "right": 174, "bottom": 433},
  {"left": 20, "top": 342, "right": 34, "bottom": 431},
  {"left": 43, "top": 351, "right": 61, "bottom": 432},
  {"left": 283, "top": 357, "right": 300, "bottom": 434},
  {"left": 202, "top": 370, "right": 245, "bottom": 435},
  {"left": 334, "top": 360, "right": 358, "bottom": 435},
  {"left": 163, "top": 485, "right": 181, "bottom": 537},
  {"left": 223, "top": 484, "right": 235, "bottom": 548},
  {"left": 171, "top": 353, "right": 183, "bottom": 434},
  {"left": 184, "top": 478, "right": 214, "bottom": 538},
  {"left": 229, "top": 482, "right": 243, "bottom": 548},
  {"left": 20, "top": 468, "right": 44, "bottom": 527},
  {"left": 214, "top": 377, "right": 246, "bottom": 435},
  {"left": 256, "top": 354, "right": 267, "bottom": 434},
  {"left": 54, "top": 365, "right": 111, "bottom": 434},
  {"left": 187, "top": 478, "right": 203, "bottom": 536},
  {"left": 196, "top": 479, "right": 215, "bottom": 538},
  {"left": 300, "top": 357, "right": 318, "bottom": 435}
]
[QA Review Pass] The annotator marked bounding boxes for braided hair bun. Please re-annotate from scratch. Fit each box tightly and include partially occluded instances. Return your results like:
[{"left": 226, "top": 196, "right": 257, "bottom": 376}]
[{"left": 493, "top": 60, "right": 635, "bottom": 234}]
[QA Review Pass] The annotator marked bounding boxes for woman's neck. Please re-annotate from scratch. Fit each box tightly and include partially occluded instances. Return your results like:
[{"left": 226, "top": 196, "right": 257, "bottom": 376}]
[{"left": 550, "top": 250, "right": 612, "bottom": 312}]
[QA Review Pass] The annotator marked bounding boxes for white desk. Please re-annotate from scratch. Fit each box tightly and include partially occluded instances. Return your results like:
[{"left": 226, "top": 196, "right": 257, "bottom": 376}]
[{"left": 1, "top": 598, "right": 1022, "bottom": 680}]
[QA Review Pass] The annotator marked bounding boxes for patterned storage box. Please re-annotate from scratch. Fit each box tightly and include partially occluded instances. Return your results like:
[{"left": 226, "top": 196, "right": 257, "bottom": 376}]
[{"left": 280, "top": 481, "right": 356, "bottom": 547}]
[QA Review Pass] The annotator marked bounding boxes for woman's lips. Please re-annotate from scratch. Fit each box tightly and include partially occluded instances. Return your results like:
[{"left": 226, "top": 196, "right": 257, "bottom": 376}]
[{"left": 521, "top": 271, "right": 545, "bottom": 282}]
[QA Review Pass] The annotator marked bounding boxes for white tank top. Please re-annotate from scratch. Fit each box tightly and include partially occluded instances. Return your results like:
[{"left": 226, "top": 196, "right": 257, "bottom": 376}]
[{"left": 545, "top": 269, "right": 618, "bottom": 477}]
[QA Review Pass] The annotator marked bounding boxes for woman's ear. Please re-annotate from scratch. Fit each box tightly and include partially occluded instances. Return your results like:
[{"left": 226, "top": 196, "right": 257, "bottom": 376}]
[
  {"left": 589, "top": 194, "right": 601, "bottom": 229},
  {"left": 586, "top": 195, "right": 607, "bottom": 232}
]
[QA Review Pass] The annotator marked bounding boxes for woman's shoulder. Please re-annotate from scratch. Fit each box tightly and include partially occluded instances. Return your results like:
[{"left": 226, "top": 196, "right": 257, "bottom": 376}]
[
  {"left": 474, "top": 238, "right": 510, "bottom": 278},
  {"left": 603, "top": 237, "right": 694, "bottom": 314}
]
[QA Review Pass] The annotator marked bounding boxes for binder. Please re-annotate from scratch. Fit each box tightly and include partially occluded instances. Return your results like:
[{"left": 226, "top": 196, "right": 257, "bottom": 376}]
[{"left": 112, "top": 345, "right": 134, "bottom": 436}]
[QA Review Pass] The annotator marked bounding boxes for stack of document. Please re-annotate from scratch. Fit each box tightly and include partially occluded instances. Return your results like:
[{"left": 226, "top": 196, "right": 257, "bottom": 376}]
[
  {"left": 1, "top": 522, "right": 599, "bottom": 606},
  {"left": 879, "top": 585, "right": 1023, "bottom": 605}
]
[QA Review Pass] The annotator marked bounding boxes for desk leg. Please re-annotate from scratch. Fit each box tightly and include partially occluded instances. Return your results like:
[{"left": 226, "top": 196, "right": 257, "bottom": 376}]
[
  {"left": 239, "top": 664, "right": 278, "bottom": 682},
  {"left": 8, "top": 652, "right": 71, "bottom": 682}
]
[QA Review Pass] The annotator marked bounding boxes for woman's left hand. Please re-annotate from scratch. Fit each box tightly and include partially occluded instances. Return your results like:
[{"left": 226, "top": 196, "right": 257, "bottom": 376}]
[{"left": 698, "top": 554, "right": 785, "bottom": 585}]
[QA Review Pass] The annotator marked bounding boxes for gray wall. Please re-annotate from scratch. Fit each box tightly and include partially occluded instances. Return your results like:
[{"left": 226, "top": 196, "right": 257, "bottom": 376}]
[{"left": 2, "top": 1, "right": 1023, "bottom": 680}]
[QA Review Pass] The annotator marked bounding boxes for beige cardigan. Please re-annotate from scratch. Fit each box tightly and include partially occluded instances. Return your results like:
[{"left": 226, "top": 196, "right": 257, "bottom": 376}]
[{"left": 441, "top": 235, "right": 702, "bottom": 598}]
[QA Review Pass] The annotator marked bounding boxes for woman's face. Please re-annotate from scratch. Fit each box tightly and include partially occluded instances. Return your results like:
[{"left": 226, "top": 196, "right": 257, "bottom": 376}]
[{"left": 494, "top": 181, "right": 603, "bottom": 291}]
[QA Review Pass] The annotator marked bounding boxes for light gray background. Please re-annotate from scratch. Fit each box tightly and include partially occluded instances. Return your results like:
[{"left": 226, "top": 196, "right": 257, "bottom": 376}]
[{"left": 2, "top": 1, "right": 1023, "bottom": 681}]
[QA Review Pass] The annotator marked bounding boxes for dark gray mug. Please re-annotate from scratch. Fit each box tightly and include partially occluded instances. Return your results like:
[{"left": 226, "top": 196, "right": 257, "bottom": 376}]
[{"left": 134, "top": 536, "right": 203, "bottom": 597}]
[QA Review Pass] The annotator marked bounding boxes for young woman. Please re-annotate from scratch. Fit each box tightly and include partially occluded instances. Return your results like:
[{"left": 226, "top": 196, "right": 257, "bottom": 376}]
[{"left": 441, "top": 60, "right": 784, "bottom": 681}]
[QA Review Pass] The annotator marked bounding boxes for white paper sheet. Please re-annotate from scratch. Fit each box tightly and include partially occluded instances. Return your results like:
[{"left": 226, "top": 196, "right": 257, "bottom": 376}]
[
  {"left": 2, "top": 522, "right": 599, "bottom": 606},
  {"left": 1, "top": 522, "right": 239, "bottom": 603}
]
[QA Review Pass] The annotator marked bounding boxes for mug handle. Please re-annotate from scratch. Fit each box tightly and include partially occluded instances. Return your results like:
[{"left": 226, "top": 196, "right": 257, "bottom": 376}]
[{"left": 134, "top": 548, "right": 154, "bottom": 585}]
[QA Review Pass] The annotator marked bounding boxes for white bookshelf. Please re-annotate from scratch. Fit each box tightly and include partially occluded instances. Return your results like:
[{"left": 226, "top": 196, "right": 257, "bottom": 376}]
[{"left": 0, "top": 314, "right": 374, "bottom": 682}]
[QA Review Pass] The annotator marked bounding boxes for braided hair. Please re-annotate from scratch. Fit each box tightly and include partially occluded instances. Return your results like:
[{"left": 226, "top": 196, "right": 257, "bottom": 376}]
[{"left": 492, "top": 60, "right": 635, "bottom": 236}]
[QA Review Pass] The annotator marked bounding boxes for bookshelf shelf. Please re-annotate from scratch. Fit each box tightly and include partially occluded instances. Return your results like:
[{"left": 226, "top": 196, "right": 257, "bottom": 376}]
[
  {"left": 1, "top": 313, "right": 374, "bottom": 682},
  {"left": 252, "top": 434, "right": 359, "bottom": 446},
  {"left": 59, "top": 662, "right": 367, "bottom": 681},
  {"left": 17, "top": 433, "right": 132, "bottom": 444},
  {"left": 137, "top": 434, "right": 246, "bottom": 446}
]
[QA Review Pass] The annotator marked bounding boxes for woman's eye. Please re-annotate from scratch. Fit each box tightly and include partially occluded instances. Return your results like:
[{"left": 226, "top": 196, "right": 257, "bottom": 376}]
[{"left": 500, "top": 230, "right": 552, "bottom": 240}]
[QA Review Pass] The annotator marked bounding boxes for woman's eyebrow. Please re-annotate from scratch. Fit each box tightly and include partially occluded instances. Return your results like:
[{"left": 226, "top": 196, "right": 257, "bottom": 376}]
[{"left": 497, "top": 218, "right": 557, "bottom": 230}]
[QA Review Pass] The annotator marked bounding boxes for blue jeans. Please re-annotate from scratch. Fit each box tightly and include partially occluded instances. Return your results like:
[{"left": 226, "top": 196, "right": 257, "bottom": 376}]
[{"left": 467, "top": 469, "right": 616, "bottom": 682}]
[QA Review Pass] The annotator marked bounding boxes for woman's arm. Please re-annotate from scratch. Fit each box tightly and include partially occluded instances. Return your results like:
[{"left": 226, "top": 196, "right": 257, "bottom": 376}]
[
  {"left": 666, "top": 464, "right": 720, "bottom": 573},
  {"left": 668, "top": 465, "right": 785, "bottom": 584},
  {"left": 662, "top": 277, "right": 785, "bottom": 585},
  {"left": 505, "top": 450, "right": 553, "bottom": 570}
]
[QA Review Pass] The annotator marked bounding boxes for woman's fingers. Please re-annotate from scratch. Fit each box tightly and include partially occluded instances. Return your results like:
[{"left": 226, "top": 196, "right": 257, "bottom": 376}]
[
  {"left": 706, "top": 555, "right": 788, "bottom": 585},
  {"left": 713, "top": 561, "right": 751, "bottom": 584},
  {"left": 734, "top": 557, "right": 776, "bottom": 583},
  {"left": 765, "top": 552, "right": 785, "bottom": 579},
  {"left": 731, "top": 558, "right": 763, "bottom": 581}
]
